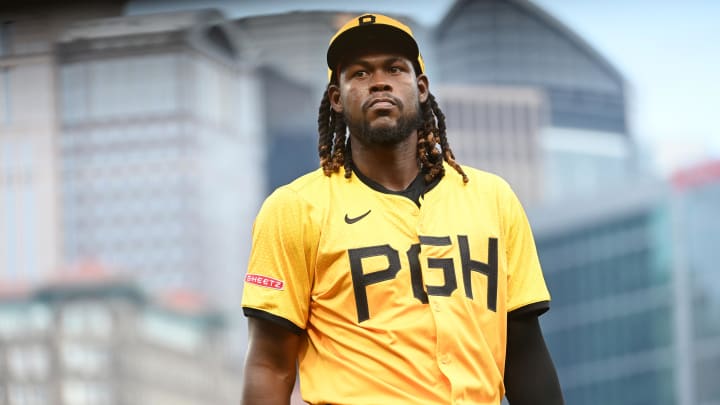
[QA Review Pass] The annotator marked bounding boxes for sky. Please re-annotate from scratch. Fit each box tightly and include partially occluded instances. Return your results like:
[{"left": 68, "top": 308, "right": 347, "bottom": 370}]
[{"left": 127, "top": 0, "right": 720, "bottom": 173}]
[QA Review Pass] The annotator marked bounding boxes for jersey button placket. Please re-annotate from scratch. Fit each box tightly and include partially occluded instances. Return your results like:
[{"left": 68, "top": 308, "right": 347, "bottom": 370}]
[{"left": 431, "top": 298, "right": 454, "bottom": 376}]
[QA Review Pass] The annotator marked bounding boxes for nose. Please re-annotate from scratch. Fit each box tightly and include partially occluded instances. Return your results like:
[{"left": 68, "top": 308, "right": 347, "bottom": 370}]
[{"left": 369, "top": 72, "right": 392, "bottom": 93}]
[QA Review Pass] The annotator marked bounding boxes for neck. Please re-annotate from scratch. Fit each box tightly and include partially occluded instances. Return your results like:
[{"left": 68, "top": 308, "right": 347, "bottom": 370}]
[{"left": 350, "top": 132, "right": 419, "bottom": 191}]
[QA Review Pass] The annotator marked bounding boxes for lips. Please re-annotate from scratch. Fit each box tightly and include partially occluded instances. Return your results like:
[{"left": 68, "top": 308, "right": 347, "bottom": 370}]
[
  {"left": 364, "top": 95, "right": 400, "bottom": 111},
  {"left": 369, "top": 98, "right": 395, "bottom": 107},
  {"left": 370, "top": 101, "right": 395, "bottom": 109}
]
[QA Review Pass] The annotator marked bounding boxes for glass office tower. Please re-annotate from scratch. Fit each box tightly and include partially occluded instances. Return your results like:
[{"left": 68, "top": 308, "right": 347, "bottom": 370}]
[
  {"left": 433, "top": 0, "right": 634, "bottom": 201},
  {"left": 530, "top": 160, "right": 720, "bottom": 405}
]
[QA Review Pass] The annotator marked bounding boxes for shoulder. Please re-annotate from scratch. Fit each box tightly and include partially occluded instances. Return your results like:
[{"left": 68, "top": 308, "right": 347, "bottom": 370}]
[
  {"left": 284, "top": 168, "right": 331, "bottom": 192},
  {"left": 449, "top": 166, "right": 524, "bottom": 226},
  {"left": 266, "top": 168, "right": 329, "bottom": 204},
  {"left": 455, "top": 165, "right": 515, "bottom": 197},
  {"left": 253, "top": 170, "right": 330, "bottom": 240},
  {"left": 259, "top": 168, "right": 343, "bottom": 220}
]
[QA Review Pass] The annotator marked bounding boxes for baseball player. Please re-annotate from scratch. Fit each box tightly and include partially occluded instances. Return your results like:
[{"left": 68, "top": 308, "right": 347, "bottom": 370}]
[{"left": 241, "top": 13, "right": 564, "bottom": 405}]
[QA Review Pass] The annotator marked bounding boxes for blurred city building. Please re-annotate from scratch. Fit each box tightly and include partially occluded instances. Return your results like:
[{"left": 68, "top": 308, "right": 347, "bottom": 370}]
[
  {"left": 54, "top": 10, "right": 264, "bottom": 312},
  {"left": 0, "top": 1, "right": 126, "bottom": 288},
  {"left": 529, "top": 159, "right": 720, "bottom": 405},
  {"left": 256, "top": 66, "right": 317, "bottom": 191},
  {"left": 0, "top": 262, "right": 241, "bottom": 405},
  {"left": 434, "top": 84, "right": 547, "bottom": 203},
  {"left": 433, "top": 0, "right": 633, "bottom": 202},
  {"left": 233, "top": 11, "right": 348, "bottom": 95}
]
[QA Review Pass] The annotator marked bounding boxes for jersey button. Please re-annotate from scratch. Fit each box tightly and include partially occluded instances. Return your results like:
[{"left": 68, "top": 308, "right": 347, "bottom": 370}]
[
  {"left": 431, "top": 302, "right": 441, "bottom": 312},
  {"left": 440, "top": 354, "right": 451, "bottom": 364}
]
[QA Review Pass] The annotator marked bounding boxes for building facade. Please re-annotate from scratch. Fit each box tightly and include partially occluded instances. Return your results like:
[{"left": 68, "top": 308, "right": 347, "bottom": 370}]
[
  {"left": 257, "top": 66, "right": 318, "bottom": 191},
  {"left": 0, "top": 3, "right": 126, "bottom": 286},
  {"left": 0, "top": 264, "right": 241, "bottom": 405},
  {"left": 530, "top": 160, "right": 720, "bottom": 405},
  {"left": 434, "top": 84, "right": 547, "bottom": 203},
  {"left": 432, "top": 0, "right": 634, "bottom": 201},
  {"left": 55, "top": 10, "right": 264, "bottom": 309}
]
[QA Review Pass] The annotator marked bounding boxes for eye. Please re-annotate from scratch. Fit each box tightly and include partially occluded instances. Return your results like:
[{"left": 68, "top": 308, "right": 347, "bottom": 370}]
[
  {"left": 389, "top": 66, "right": 402, "bottom": 74},
  {"left": 352, "top": 70, "right": 368, "bottom": 78}
]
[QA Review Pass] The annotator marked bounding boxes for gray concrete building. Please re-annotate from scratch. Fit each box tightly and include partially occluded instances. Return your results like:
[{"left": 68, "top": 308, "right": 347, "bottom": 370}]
[
  {"left": 0, "top": 263, "right": 241, "bottom": 405},
  {"left": 0, "top": 1, "right": 125, "bottom": 287},
  {"left": 434, "top": 84, "right": 547, "bottom": 203},
  {"left": 55, "top": 10, "right": 264, "bottom": 311}
]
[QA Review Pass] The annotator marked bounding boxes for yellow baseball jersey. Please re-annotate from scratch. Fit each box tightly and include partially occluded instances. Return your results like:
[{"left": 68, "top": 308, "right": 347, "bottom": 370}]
[{"left": 242, "top": 166, "right": 550, "bottom": 404}]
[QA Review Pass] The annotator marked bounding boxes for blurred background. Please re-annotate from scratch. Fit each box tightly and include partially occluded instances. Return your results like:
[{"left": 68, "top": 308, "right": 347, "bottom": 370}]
[{"left": 0, "top": 0, "right": 718, "bottom": 404}]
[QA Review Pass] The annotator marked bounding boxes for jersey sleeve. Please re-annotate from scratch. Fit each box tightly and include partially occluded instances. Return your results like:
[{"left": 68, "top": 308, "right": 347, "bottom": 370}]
[
  {"left": 500, "top": 181, "right": 551, "bottom": 316},
  {"left": 241, "top": 186, "right": 317, "bottom": 333}
]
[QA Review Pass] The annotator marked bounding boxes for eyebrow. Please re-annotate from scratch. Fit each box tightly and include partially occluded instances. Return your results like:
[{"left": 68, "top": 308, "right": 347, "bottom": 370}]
[{"left": 342, "top": 56, "right": 407, "bottom": 71}]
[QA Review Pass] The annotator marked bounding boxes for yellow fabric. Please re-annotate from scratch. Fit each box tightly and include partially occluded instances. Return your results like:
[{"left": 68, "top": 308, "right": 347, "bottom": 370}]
[{"left": 242, "top": 166, "right": 550, "bottom": 404}]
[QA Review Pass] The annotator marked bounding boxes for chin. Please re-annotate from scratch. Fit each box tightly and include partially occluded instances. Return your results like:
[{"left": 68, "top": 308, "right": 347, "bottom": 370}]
[
  {"left": 368, "top": 114, "right": 397, "bottom": 126},
  {"left": 364, "top": 125, "right": 409, "bottom": 145},
  {"left": 369, "top": 121, "right": 397, "bottom": 131},
  {"left": 349, "top": 112, "right": 419, "bottom": 146}
]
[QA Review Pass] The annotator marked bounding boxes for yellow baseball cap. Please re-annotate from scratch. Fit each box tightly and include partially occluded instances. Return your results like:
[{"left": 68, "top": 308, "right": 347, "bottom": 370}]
[{"left": 327, "top": 13, "right": 426, "bottom": 82}]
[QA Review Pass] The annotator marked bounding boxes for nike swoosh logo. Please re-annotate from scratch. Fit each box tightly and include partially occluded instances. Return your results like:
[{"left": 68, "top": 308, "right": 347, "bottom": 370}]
[{"left": 344, "top": 210, "right": 371, "bottom": 224}]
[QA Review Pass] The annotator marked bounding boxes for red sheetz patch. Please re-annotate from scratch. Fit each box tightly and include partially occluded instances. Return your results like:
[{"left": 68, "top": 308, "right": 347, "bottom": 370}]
[{"left": 245, "top": 274, "right": 284, "bottom": 290}]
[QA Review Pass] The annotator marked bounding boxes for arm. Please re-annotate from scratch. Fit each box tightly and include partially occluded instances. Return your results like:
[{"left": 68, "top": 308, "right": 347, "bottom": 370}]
[
  {"left": 504, "top": 314, "right": 564, "bottom": 405},
  {"left": 241, "top": 317, "right": 302, "bottom": 405}
]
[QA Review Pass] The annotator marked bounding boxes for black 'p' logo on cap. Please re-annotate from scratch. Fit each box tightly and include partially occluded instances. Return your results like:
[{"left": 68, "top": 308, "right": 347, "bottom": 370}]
[{"left": 358, "top": 14, "right": 376, "bottom": 25}]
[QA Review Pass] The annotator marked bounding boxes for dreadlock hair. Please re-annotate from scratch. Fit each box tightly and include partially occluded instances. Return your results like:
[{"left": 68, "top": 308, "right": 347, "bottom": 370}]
[{"left": 317, "top": 85, "right": 469, "bottom": 184}]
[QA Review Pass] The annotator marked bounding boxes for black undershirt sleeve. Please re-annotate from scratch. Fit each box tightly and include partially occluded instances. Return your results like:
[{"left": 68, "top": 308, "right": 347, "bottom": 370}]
[
  {"left": 504, "top": 312, "right": 565, "bottom": 405},
  {"left": 243, "top": 307, "right": 304, "bottom": 335}
]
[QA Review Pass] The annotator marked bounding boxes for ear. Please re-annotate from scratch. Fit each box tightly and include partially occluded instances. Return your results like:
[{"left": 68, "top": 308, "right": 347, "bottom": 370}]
[
  {"left": 328, "top": 84, "right": 343, "bottom": 113},
  {"left": 416, "top": 74, "right": 429, "bottom": 104}
]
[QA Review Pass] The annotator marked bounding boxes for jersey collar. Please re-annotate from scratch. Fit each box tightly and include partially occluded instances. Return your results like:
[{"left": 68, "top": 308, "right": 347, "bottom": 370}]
[{"left": 351, "top": 164, "right": 443, "bottom": 207}]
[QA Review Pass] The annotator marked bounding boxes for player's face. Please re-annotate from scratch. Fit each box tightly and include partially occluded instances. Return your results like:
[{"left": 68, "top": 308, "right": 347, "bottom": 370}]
[{"left": 329, "top": 51, "right": 429, "bottom": 146}]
